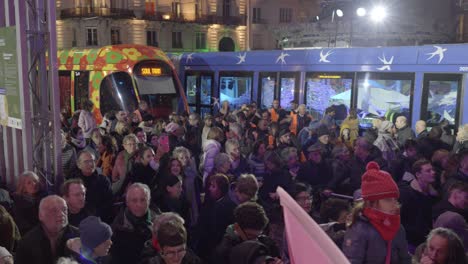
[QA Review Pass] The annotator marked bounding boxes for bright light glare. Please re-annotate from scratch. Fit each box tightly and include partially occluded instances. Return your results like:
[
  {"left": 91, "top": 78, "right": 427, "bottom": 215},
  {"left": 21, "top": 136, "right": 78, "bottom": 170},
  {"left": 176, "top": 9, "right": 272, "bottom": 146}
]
[
  {"left": 336, "top": 9, "right": 343, "bottom": 17},
  {"left": 370, "top": 6, "right": 387, "bottom": 22},
  {"left": 356, "top": 7, "right": 366, "bottom": 17}
]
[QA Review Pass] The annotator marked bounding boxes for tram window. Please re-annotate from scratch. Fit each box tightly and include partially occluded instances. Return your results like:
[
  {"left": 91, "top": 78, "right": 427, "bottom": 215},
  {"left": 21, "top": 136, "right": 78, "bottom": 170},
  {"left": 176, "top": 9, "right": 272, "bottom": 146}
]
[
  {"left": 100, "top": 72, "right": 138, "bottom": 116},
  {"left": 74, "top": 71, "right": 89, "bottom": 110},
  {"left": 200, "top": 76, "right": 212, "bottom": 105},
  {"left": 421, "top": 74, "right": 462, "bottom": 127},
  {"left": 279, "top": 73, "right": 299, "bottom": 110},
  {"left": 356, "top": 73, "right": 413, "bottom": 129},
  {"left": 59, "top": 71, "right": 72, "bottom": 113},
  {"left": 186, "top": 75, "right": 197, "bottom": 105},
  {"left": 219, "top": 73, "right": 252, "bottom": 109},
  {"left": 305, "top": 73, "right": 352, "bottom": 120},
  {"left": 259, "top": 73, "right": 276, "bottom": 109}
]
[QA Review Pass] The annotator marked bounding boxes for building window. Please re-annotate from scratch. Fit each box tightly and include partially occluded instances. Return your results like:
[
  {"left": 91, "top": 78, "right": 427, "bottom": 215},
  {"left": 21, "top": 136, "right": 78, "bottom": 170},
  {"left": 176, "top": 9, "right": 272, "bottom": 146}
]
[
  {"left": 172, "top": 2, "right": 181, "bottom": 18},
  {"left": 253, "top": 8, "right": 261, "bottom": 23},
  {"left": 172, "top": 31, "right": 183, "bottom": 48},
  {"left": 223, "top": 0, "right": 231, "bottom": 17},
  {"left": 86, "top": 28, "right": 98, "bottom": 46},
  {"left": 279, "top": 8, "right": 292, "bottom": 23},
  {"left": 196, "top": 32, "right": 206, "bottom": 49},
  {"left": 147, "top": 31, "right": 158, "bottom": 47},
  {"left": 111, "top": 29, "right": 121, "bottom": 45}
]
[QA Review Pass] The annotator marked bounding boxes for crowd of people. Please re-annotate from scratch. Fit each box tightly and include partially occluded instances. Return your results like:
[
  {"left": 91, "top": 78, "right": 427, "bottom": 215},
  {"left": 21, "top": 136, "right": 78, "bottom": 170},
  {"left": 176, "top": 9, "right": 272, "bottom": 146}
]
[{"left": 1, "top": 98, "right": 468, "bottom": 264}]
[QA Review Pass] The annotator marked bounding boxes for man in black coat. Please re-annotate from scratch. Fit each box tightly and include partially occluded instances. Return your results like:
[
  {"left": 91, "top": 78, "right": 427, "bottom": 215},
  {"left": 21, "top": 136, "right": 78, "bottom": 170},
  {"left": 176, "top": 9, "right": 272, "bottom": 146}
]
[
  {"left": 395, "top": 116, "right": 415, "bottom": 147},
  {"left": 70, "top": 150, "right": 114, "bottom": 224},
  {"left": 15, "top": 195, "right": 79, "bottom": 264},
  {"left": 297, "top": 143, "right": 331, "bottom": 189},
  {"left": 433, "top": 181, "right": 468, "bottom": 222}
]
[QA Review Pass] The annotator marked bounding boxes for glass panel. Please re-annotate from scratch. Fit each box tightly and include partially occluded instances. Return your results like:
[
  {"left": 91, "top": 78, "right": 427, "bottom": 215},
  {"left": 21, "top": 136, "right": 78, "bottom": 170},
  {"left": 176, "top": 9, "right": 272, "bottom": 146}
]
[
  {"left": 200, "top": 107, "right": 212, "bottom": 118},
  {"left": 189, "top": 106, "right": 197, "bottom": 114},
  {"left": 186, "top": 75, "right": 197, "bottom": 104},
  {"left": 280, "top": 77, "right": 295, "bottom": 109},
  {"left": 200, "top": 75, "right": 212, "bottom": 105},
  {"left": 100, "top": 72, "right": 138, "bottom": 115},
  {"left": 305, "top": 76, "right": 352, "bottom": 120},
  {"left": 220, "top": 76, "right": 252, "bottom": 109},
  {"left": 261, "top": 76, "right": 275, "bottom": 109},
  {"left": 74, "top": 71, "right": 89, "bottom": 110},
  {"left": 426, "top": 80, "right": 459, "bottom": 125},
  {"left": 357, "top": 78, "right": 412, "bottom": 128}
]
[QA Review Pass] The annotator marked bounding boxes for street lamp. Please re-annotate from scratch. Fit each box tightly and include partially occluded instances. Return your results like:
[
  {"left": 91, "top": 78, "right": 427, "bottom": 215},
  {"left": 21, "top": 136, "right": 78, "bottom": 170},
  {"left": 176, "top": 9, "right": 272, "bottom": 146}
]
[
  {"left": 336, "top": 9, "right": 344, "bottom": 18},
  {"left": 356, "top": 7, "right": 366, "bottom": 17},
  {"left": 370, "top": 6, "right": 387, "bottom": 23}
]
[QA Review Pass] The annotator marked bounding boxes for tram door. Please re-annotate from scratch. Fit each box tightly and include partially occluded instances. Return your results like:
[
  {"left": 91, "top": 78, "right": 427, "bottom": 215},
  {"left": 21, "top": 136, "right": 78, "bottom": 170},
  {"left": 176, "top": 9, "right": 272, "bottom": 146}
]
[
  {"left": 74, "top": 71, "right": 89, "bottom": 111},
  {"left": 185, "top": 72, "right": 214, "bottom": 118},
  {"left": 279, "top": 72, "right": 300, "bottom": 111},
  {"left": 259, "top": 72, "right": 277, "bottom": 109},
  {"left": 421, "top": 74, "right": 462, "bottom": 130}
]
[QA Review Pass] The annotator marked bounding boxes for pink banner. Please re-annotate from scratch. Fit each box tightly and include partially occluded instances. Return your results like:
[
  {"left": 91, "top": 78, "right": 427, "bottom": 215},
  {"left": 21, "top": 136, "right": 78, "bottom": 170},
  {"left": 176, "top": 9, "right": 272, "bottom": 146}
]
[{"left": 277, "top": 187, "right": 350, "bottom": 264}]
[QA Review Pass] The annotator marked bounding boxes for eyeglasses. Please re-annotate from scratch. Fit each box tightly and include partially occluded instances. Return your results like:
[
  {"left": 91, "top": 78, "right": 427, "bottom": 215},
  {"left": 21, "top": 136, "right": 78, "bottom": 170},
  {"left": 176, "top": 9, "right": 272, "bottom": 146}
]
[
  {"left": 162, "top": 247, "right": 186, "bottom": 258},
  {"left": 81, "top": 159, "right": 95, "bottom": 165},
  {"left": 296, "top": 195, "right": 313, "bottom": 204}
]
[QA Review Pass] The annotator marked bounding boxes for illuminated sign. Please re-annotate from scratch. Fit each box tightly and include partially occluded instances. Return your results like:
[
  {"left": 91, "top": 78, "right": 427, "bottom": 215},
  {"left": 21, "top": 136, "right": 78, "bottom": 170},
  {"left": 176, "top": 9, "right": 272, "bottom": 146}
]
[
  {"left": 318, "top": 75, "right": 342, "bottom": 79},
  {"left": 140, "top": 67, "right": 162, "bottom": 76}
]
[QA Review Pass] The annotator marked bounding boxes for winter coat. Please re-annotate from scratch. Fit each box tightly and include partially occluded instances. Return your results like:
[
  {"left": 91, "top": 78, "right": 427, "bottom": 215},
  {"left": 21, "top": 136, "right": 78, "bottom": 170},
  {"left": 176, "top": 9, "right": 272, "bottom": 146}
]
[
  {"left": 396, "top": 125, "right": 415, "bottom": 147},
  {"left": 69, "top": 169, "right": 114, "bottom": 224},
  {"left": 201, "top": 139, "right": 222, "bottom": 181},
  {"left": 373, "top": 123, "right": 399, "bottom": 162},
  {"left": 247, "top": 153, "right": 266, "bottom": 180},
  {"left": 0, "top": 205, "right": 21, "bottom": 252},
  {"left": 15, "top": 224, "right": 79, "bottom": 264},
  {"left": 11, "top": 193, "right": 42, "bottom": 235},
  {"left": 432, "top": 199, "right": 468, "bottom": 223},
  {"left": 297, "top": 161, "right": 331, "bottom": 189},
  {"left": 78, "top": 110, "right": 97, "bottom": 139},
  {"left": 109, "top": 209, "right": 158, "bottom": 264},
  {"left": 342, "top": 215, "right": 411, "bottom": 264}
]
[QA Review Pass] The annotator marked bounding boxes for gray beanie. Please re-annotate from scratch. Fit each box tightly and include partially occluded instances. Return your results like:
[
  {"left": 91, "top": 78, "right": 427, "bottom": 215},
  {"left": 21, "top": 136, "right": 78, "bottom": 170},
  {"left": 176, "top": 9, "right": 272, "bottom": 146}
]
[{"left": 79, "top": 216, "right": 112, "bottom": 250}]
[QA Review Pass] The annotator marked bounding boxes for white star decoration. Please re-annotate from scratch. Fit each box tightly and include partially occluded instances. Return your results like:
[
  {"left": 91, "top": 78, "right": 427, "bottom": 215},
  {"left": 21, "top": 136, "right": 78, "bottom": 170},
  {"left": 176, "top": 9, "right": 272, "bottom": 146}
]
[
  {"left": 377, "top": 53, "right": 394, "bottom": 71},
  {"left": 186, "top": 53, "right": 194, "bottom": 63},
  {"left": 319, "top": 49, "right": 334, "bottom": 63},
  {"left": 276, "top": 52, "right": 290, "bottom": 64},
  {"left": 212, "top": 97, "right": 220, "bottom": 108},
  {"left": 236, "top": 52, "right": 247, "bottom": 64},
  {"left": 426, "top": 46, "right": 447, "bottom": 64}
]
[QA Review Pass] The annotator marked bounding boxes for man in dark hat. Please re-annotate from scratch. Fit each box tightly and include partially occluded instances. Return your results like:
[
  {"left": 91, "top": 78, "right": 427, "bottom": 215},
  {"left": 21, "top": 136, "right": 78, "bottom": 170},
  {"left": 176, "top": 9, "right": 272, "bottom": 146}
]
[
  {"left": 316, "top": 124, "right": 333, "bottom": 159},
  {"left": 297, "top": 143, "right": 332, "bottom": 189},
  {"left": 276, "top": 129, "right": 294, "bottom": 154}
]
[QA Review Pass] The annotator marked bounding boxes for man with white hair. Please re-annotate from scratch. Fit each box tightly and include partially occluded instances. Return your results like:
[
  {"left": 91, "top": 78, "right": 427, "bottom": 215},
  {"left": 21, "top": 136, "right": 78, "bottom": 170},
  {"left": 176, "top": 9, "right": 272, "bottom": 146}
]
[
  {"left": 109, "top": 183, "right": 158, "bottom": 264},
  {"left": 395, "top": 116, "right": 415, "bottom": 147},
  {"left": 15, "top": 195, "right": 79, "bottom": 264}
]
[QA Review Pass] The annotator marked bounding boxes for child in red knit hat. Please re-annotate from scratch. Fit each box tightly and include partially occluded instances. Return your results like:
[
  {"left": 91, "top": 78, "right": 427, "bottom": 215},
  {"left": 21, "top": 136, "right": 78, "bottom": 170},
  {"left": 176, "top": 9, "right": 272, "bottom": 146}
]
[{"left": 342, "top": 161, "right": 411, "bottom": 264}]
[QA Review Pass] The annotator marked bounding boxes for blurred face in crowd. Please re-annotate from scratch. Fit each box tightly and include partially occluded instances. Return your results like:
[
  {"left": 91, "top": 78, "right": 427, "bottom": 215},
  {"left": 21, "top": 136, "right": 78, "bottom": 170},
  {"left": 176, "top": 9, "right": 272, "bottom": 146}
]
[
  {"left": 295, "top": 191, "right": 312, "bottom": 213},
  {"left": 94, "top": 239, "right": 113, "bottom": 257},
  {"left": 150, "top": 135, "right": 159, "bottom": 147},
  {"left": 39, "top": 197, "right": 68, "bottom": 234},
  {"left": 234, "top": 188, "right": 251, "bottom": 204},
  {"left": 139, "top": 101, "right": 148, "bottom": 111},
  {"left": 91, "top": 130, "right": 102, "bottom": 145},
  {"left": 124, "top": 139, "right": 138, "bottom": 155},
  {"left": 416, "top": 164, "right": 436, "bottom": 185},
  {"left": 280, "top": 133, "right": 291, "bottom": 144},
  {"left": 272, "top": 100, "right": 280, "bottom": 109},
  {"left": 127, "top": 187, "right": 149, "bottom": 217},
  {"left": 209, "top": 181, "right": 222, "bottom": 200},
  {"left": 116, "top": 111, "right": 128, "bottom": 122},
  {"left": 228, "top": 145, "right": 240, "bottom": 161},
  {"left": 298, "top": 105, "right": 306, "bottom": 115},
  {"left": 287, "top": 153, "right": 299, "bottom": 169},
  {"left": 354, "top": 139, "right": 369, "bottom": 160},
  {"left": 75, "top": 128, "right": 84, "bottom": 140},
  {"left": 338, "top": 148, "right": 351, "bottom": 161},
  {"left": 373, "top": 198, "right": 400, "bottom": 215},
  {"left": 219, "top": 161, "right": 231, "bottom": 174},
  {"left": 425, "top": 235, "right": 449, "bottom": 264},
  {"left": 460, "top": 155, "right": 468, "bottom": 175},
  {"left": 395, "top": 116, "right": 406, "bottom": 130},
  {"left": 177, "top": 153, "right": 190, "bottom": 167},
  {"left": 188, "top": 115, "right": 199, "bottom": 126},
  {"left": 257, "top": 143, "right": 266, "bottom": 157},
  {"left": 64, "top": 183, "right": 86, "bottom": 214},
  {"left": 342, "top": 128, "right": 350, "bottom": 141},
  {"left": 318, "top": 134, "right": 330, "bottom": 145},
  {"left": 136, "top": 131, "right": 147, "bottom": 144},
  {"left": 170, "top": 160, "right": 182, "bottom": 176},
  {"left": 204, "top": 118, "right": 213, "bottom": 127},
  {"left": 161, "top": 244, "right": 187, "bottom": 264},
  {"left": 167, "top": 181, "right": 183, "bottom": 199},
  {"left": 308, "top": 150, "right": 322, "bottom": 164},
  {"left": 406, "top": 147, "right": 418, "bottom": 159},
  {"left": 141, "top": 149, "right": 155, "bottom": 166},
  {"left": 258, "top": 120, "right": 268, "bottom": 131},
  {"left": 78, "top": 152, "right": 96, "bottom": 176},
  {"left": 451, "top": 189, "right": 468, "bottom": 210},
  {"left": 24, "top": 176, "right": 40, "bottom": 196}
]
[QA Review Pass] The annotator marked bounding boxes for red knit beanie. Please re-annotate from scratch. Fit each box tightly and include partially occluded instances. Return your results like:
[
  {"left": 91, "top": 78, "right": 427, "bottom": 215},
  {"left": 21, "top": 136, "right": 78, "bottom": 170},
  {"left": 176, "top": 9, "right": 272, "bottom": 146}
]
[{"left": 361, "top": 161, "right": 399, "bottom": 201}]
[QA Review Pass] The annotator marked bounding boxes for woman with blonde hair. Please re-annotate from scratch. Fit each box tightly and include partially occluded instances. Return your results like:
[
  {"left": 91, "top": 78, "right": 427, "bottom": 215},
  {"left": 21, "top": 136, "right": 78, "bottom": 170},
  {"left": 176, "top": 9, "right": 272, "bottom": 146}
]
[
  {"left": 453, "top": 124, "right": 468, "bottom": 154},
  {"left": 201, "top": 127, "right": 225, "bottom": 182},
  {"left": 340, "top": 108, "right": 359, "bottom": 146},
  {"left": 12, "top": 171, "right": 44, "bottom": 235}
]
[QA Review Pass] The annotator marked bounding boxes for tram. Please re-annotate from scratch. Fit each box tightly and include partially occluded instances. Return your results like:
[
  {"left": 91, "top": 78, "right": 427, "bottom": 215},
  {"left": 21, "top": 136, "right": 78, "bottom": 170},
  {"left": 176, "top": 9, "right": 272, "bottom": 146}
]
[
  {"left": 174, "top": 44, "right": 468, "bottom": 130},
  {"left": 58, "top": 44, "right": 189, "bottom": 123}
]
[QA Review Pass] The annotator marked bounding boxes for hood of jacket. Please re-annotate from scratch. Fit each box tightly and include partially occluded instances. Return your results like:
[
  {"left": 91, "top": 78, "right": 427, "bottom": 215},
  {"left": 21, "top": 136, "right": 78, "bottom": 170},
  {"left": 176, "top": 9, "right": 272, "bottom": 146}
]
[{"left": 203, "top": 139, "right": 221, "bottom": 152}]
